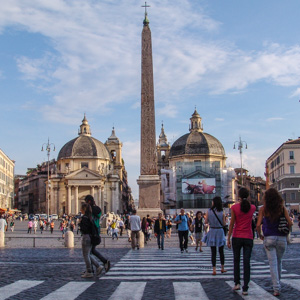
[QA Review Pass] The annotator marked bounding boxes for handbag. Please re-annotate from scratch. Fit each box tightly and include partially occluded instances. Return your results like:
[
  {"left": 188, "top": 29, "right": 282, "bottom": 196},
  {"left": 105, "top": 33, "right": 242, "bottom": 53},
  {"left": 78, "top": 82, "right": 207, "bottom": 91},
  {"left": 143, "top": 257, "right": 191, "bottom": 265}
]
[
  {"left": 278, "top": 210, "right": 289, "bottom": 235},
  {"left": 212, "top": 209, "right": 228, "bottom": 236}
]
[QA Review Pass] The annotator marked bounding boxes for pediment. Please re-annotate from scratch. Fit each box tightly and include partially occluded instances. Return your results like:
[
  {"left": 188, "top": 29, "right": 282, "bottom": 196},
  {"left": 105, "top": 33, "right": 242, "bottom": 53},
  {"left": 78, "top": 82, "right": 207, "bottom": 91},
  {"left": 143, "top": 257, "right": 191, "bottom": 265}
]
[
  {"left": 185, "top": 169, "right": 213, "bottom": 179},
  {"left": 65, "top": 167, "right": 103, "bottom": 180}
]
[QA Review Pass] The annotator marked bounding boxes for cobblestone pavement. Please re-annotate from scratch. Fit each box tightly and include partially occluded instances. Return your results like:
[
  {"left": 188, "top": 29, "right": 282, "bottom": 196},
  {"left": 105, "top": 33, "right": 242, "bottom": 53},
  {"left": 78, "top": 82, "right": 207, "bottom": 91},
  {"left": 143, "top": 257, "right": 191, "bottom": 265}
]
[{"left": 1, "top": 220, "right": 300, "bottom": 299}]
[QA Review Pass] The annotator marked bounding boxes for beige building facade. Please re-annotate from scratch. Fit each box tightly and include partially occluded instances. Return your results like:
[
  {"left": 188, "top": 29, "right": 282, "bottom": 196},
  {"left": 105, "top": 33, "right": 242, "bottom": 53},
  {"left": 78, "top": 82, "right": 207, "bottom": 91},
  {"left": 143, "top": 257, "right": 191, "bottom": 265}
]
[
  {"left": 0, "top": 149, "right": 15, "bottom": 211},
  {"left": 266, "top": 138, "right": 300, "bottom": 210},
  {"left": 49, "top": 116, "right": 125, "bottom": 216}
]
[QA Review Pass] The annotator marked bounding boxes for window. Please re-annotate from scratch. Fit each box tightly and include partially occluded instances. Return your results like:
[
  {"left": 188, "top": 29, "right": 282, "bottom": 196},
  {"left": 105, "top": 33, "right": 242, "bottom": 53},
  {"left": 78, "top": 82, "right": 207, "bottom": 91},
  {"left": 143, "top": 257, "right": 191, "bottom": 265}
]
[
  {"left": 290, "top": 165, "right": 295, "bottom": 174},
  {"left": 81, "top": 162, "right": 89, "bottom": 168},
  {"left": 291, "top": 193, "right": 296, "bottom": 201},
  {"left": 289, "top": 151, "right": 294, "bottom": 160}
]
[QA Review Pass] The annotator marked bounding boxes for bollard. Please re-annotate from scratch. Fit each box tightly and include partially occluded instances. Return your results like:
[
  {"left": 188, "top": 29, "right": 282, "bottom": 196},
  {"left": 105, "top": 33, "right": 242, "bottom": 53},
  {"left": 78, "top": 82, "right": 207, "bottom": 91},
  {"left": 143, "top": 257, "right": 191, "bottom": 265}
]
[
  {"left": 0, "top": 231, "right": 4, "bottom": 248},
  {"left": 64, "top": 231, "right": 74, "bottom": 248},
  {"left": 138, "top": 231, "right": 145, "bottom": 248}
]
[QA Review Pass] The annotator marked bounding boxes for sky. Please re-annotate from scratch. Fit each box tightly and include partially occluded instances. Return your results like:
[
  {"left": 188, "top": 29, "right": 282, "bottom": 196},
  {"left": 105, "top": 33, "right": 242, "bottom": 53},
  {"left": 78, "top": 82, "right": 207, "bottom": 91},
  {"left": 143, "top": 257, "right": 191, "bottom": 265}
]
[{"left": 1, "top": 0, "right": 300, "bottom": 199}]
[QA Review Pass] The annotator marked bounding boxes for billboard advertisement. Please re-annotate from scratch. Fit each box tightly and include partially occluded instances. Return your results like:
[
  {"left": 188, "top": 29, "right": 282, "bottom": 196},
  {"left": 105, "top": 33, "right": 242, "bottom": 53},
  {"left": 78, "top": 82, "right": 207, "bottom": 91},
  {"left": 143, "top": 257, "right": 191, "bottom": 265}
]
[{"left": 182, "top": 178, "right": 216, "bottom": 194}]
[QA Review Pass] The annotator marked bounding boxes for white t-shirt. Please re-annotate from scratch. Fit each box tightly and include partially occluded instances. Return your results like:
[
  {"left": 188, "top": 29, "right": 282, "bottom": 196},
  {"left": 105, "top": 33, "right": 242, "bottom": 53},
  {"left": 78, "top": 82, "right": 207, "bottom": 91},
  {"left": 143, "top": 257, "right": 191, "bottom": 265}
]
[
  {"left": 0, "top": 219, "right": 7, "bottom": 232},
  {"left": 129, "top": 215, "right": 141, "bottom": 231}
]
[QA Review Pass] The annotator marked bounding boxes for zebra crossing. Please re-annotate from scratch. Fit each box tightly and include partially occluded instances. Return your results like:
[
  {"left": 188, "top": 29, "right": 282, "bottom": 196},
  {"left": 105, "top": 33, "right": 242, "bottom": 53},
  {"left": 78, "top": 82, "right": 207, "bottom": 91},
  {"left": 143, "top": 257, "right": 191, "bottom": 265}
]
[
  {"left": 100, "top": 247, "right": 299, "bottom": 280},
  {"left": 1, "top": 279, "right": 300, "bottom": 299},
  {"left": 0, "top": 247, "right": 300, "bottom": 299}
]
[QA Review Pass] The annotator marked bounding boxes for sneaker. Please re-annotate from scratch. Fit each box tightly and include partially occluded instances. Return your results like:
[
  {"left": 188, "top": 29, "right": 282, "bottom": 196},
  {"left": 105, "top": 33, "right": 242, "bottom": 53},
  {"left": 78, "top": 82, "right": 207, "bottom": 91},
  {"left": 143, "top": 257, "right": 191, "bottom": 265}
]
[
  {"left": 96, "top": 266, "right": 103, "bottom": 276},
  {"left": 137, "top": 246, "right": 140, "bottom": 250},
  {"left": 104, "top": 260, "right": 111, "bottom": 273},
  {"left": 242, "top": 291, "right": 248, "bottom": 296},
  {"left": 195, "top": 247, "right": 198, "bottom": 251},
  {"left": 161, "top": 247, "right": 164, "bottom": 250},
  {"left": 232, "top": 284, "right": 240, "bottom": 291},
  {"left": 181, "top": 250, "right": 184, "bottom": 253},
  {"left": 185, "top": 249, "right": 188, "bottom": 253},
  {"left": 81, "top": 272, "right": 93, "bottom": 278}
]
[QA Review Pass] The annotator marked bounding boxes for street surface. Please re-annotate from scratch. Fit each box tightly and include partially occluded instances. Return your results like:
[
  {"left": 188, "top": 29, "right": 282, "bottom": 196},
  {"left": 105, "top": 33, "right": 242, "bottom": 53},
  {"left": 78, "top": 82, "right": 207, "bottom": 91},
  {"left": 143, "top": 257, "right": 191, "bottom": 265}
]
[{"left": 0, "top": 220, "right": 300, "bottom": 299}]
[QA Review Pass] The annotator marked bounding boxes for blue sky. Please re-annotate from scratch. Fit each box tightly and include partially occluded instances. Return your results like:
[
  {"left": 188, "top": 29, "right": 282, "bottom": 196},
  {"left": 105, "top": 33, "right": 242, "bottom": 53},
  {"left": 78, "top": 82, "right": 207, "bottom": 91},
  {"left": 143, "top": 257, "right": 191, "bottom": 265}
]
[{"left": 1, "top": 0, "right": 300, "bottom": 198}]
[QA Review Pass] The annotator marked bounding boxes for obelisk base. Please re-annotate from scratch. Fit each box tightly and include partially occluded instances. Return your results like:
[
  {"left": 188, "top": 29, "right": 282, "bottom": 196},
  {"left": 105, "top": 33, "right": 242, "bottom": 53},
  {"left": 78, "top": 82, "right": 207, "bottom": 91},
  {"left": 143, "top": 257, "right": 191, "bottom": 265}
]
[{"left": 137, "top": 175, "right": 162, "bottom": 218}]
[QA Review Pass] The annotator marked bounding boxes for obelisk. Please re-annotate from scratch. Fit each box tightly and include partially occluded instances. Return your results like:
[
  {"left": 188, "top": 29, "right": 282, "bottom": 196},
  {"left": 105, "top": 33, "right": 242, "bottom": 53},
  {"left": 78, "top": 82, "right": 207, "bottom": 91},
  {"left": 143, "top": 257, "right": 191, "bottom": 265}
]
[{"left": 137, "top": 3, "right": 162, "bottom": 218}]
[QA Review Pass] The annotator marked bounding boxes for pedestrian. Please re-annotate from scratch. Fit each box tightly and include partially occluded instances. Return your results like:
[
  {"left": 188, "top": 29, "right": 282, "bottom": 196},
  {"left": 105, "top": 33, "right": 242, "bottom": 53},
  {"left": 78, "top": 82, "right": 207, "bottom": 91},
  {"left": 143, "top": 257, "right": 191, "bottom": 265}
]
[
  {"left": 33, "top": 219, "right": 38, "bottom": 234},
  {"left": 202, "top": 196, "right": 226, "bottom": 275},
  {"left": 80, "top": 202, "right": 103, "bottom": 278},
  {"left": 107, "top": 220, "right": 112, "bottom": 236},
  {"left": 125, "top": 215, "right": 131, "bottom": 242},
  {"left": 129, "top": 209, "right": 141, "bottom": 250},
  {"left": 70, "top": 220, "right": 75, "bottom": 232},
  {"left": 59, "top": 220, "right": 66, "bottom": 238},
  {"left": 0, "top": 215, "right": 7, "bottom": 232},
  {"left": 50, "top": 220, "right": 54, "bottom": 234},
  {"left": 111, "top": 218, "right": 118, "bottom": 240},
  {"left": 187, "top": 212, "right": 195, "bottom": 246},
  {"left": 119, "top": 218, "right": 124, "bottom": 236},
  {"left": 39, "top": 220, "right": 44, "bottom": 234},
  {"left": 85, "top": 195, "right": 110, "bottom": 273},
  {"left": 174, "top": 208, "right": 190, "bottom": 253},
  {"left": 166, "top": 219, "right": 172, "bottom": 238},
  {"left": 10, "top": 220, "right": 15, "bottom": 232},
  {"left": 27, "top": 220, "right": 33, "bottom": 234},
  {"left": 141, "top": 217, "right": 149, "bottom": 244},
  {"left": 192, "top": 211, "right": 204, "bottom": 252},
  {"left": 154, "top": 213, "right": 166, "bottom": 250},
  {"left": 256, "top": 188, "right": 293, "bottom": 297},
  {"left": 227, "top": 188, "right": 256, "bottom": 295}
]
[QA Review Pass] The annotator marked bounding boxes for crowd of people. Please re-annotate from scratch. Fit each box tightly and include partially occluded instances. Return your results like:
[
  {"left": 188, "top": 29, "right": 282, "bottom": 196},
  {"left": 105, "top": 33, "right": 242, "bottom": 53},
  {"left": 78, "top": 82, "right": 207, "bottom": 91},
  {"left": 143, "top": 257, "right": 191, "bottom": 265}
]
[{"left": 0, "top": 186, "right": 297, "bottom": 296}]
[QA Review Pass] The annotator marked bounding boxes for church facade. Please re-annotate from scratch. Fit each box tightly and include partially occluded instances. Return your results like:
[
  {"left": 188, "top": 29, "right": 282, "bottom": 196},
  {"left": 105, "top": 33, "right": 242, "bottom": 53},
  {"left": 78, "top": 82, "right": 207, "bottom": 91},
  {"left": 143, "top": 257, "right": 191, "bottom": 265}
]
[
  {"left": 157, "top": 109, "right": 237, "bottom": 212},
  {"left": 48, "top": 115, "right": 131, "bottom": 216}
]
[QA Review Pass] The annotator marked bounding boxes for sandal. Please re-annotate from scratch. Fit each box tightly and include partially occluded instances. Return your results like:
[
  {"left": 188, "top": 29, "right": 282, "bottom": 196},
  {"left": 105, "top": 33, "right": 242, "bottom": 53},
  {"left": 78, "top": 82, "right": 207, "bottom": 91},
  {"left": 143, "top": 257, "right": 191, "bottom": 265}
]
[
  {"left": 221, "top": 269, "right": 227, "bottom": 273},
  {"left": 273, "top": 291, "right": 280, "bottom": 297}
]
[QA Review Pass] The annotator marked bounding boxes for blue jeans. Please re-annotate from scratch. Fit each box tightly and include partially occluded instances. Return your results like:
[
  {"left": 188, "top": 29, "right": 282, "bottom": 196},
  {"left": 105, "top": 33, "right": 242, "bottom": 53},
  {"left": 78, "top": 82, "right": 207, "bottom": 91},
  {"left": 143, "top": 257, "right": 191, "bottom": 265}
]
[
  {"left": 264, "top": 235, "right": 287, "bottom": 292},
  {"left": 157, "top": 230, "right": 165, "bottom": 249},
  {"left": 232, "top": 237, "right": 253, "bottom": 292}
]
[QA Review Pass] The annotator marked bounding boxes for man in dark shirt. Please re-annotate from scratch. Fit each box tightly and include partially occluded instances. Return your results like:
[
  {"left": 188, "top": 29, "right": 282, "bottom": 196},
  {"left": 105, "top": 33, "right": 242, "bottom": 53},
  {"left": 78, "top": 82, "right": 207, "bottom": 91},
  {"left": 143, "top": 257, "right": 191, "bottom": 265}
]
[
  {"left": 154, "top": 213, "right": 166, "bottom": 250},
  {"left": 85, "top": 195, "right": 110, "bottom": 273}
]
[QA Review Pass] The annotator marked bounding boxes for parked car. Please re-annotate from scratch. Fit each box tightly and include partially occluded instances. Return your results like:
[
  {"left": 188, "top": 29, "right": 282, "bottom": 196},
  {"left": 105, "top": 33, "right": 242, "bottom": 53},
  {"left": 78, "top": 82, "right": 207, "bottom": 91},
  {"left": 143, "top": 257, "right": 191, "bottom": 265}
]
[
  {"left": 28, "top": 214, "right": 35, "bottom": 220},
  {"left": 34, "top": 214, "right": 40, "bottom": 220},
  {"left": 50, "top": 214, "right": 58, "bottom": 220},
  {"left": 40, "top": 214, "right": 47, "bottom": 220}
]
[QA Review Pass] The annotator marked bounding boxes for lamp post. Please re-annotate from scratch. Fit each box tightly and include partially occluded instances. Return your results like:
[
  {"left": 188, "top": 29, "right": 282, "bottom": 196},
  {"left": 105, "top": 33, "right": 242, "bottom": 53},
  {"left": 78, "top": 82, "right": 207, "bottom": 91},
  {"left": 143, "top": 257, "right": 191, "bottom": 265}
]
[
  {"left": 41, "top": 138, "right": 55, "bottom": 219},
  {"left": 233, "top": 136, "right": 247, "bottom": 186}
]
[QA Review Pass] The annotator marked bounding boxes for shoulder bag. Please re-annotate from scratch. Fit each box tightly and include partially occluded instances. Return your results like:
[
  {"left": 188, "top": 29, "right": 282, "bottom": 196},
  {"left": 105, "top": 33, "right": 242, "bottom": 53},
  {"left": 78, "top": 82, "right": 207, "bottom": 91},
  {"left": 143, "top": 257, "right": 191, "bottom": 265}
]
[{"left": 212, "top": 209, "right": 228, "bottom": 236}]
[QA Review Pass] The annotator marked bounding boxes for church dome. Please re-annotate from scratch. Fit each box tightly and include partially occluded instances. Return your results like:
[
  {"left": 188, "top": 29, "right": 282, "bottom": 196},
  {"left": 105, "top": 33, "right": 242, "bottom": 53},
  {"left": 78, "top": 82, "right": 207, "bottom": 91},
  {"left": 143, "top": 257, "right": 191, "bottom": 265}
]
[
  {"left": 57, "top": 116, "right": 110, "bottom": 160},
  {"left": 169, "top": 110, "right": 225, "bottom": 158},
  {"left": 169, "top": 131, "right": 225, "bottom": 157}
]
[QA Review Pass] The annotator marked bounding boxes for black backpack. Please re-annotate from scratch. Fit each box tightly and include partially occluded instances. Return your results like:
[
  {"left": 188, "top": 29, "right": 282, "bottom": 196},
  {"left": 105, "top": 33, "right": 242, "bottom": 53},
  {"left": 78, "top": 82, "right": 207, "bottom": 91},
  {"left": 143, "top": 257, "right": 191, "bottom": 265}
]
[
  {"left": 176, "top": 215, "right": 182, "bottom": 229},
  {"left": 90, "top": 219, "right": 101, "bottom": 246}
]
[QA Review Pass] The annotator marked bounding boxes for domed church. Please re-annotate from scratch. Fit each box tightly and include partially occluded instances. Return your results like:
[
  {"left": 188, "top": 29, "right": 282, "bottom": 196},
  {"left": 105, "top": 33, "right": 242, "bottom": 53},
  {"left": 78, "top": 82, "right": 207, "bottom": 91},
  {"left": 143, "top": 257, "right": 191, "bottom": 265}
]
[
  {"left": 157, "top": 109, "right": 235, "bottom": 211},
  {"left": 49, "top": 115, "right": 132, "bottom": 216}
]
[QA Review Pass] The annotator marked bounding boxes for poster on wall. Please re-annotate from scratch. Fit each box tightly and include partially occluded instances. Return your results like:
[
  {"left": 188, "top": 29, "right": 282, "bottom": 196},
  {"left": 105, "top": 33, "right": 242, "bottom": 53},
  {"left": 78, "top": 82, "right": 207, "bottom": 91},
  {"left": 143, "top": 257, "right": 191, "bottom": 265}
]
[{"left": 182, "top": 178, "right": 216, "bottom": 194}]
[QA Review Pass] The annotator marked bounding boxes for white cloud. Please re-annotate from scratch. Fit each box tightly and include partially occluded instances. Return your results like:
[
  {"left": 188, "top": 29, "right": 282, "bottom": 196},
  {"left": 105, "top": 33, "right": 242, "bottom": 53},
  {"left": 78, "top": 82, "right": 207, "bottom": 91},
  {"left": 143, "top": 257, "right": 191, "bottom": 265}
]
[
  {"left": 266, "top": 117, "right": 284, "bottom": 122},
  {"left": 215, "top": 118, "right": 224, "bottom": 122},
  {"left": 290, "top": 87, "right": 300, "bottom": 98},
  {"left": 1, "top": 1, "right": 300, "bottom": 123}
]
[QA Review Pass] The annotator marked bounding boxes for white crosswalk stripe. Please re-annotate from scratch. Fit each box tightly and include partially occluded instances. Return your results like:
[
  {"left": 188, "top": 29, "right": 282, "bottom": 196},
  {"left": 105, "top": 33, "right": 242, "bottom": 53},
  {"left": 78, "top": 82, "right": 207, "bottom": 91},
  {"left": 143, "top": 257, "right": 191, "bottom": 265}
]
[
  {"left": 108, "top": 282, "right": 146, "bottom": 300},
  {"left": 173, "top": 282, "right": 209, "bottom": 300},
  {"left": 0, "top": 280, "right": 44, "bottom": 300},
  {"left": 40, "top": 282, "right": 94, "bottom": 300},
  {"left": 0, "top": 278, "right": 300, "bottom": 299},
  {"left": 226, "top": 281, "right": 278, "bottom": 299},
  {"left": 281, "top": 279, "right": 300, "bottom": 292},
  {"left": 101, "top": 247, "right": 296, "bottom": 281}
]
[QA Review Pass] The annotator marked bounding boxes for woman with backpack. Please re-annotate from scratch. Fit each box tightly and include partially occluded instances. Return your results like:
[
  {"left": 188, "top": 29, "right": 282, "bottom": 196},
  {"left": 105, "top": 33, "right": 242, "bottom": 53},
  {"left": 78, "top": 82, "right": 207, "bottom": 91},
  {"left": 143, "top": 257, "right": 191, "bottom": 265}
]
[
  {"left": 227, "top": 188, "right": 256, "bottom": 296},
  {"left": 256, "top": 188, "right": 292, "bottom": 296},
  {"left": 80, "top": 202, "right": 103, "bottom": 278}
]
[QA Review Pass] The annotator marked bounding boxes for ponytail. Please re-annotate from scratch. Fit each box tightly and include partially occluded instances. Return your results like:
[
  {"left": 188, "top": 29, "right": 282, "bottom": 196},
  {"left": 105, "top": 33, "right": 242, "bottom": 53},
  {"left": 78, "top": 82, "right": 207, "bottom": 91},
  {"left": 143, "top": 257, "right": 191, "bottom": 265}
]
[{"left": 238, "top": 187, "right": 251, "bottom": 213}]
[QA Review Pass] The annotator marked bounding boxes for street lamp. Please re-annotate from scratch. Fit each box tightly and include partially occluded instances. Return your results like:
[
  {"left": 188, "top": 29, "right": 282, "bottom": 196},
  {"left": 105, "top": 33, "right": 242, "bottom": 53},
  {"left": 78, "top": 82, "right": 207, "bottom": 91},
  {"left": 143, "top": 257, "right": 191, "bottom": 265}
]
[
  {"left": 233, "top": 136, "right": 247, "bottom": 186},
  {"left": 41, "top": 138, "right": 55, "bottom": 219}
]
